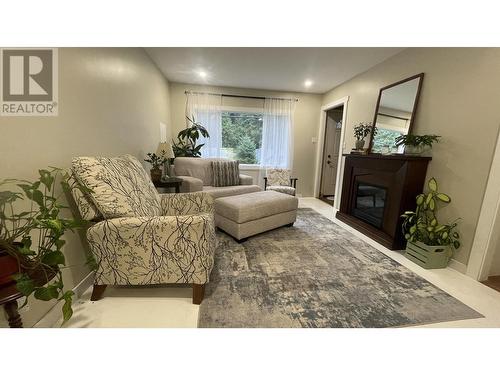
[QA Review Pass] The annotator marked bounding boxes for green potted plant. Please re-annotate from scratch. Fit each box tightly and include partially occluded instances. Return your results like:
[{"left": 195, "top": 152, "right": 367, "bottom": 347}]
[
  {"left": 0, "top": 168, "right": 88, "bottom": 323},
  {"left": 144, "top": 152, "right": 168, "bottom": 183},
  {"left": 401, "top": 177, "right": 460, "bottom": 269},
  {"left": 172, "top": 116, "right": 210, "bottom": 157},
  {"left": 395, "top": 134, "right": 440, "bottom": 155},
  {"left": 353, "top": 122, "right": 375, "bottom": 150}
]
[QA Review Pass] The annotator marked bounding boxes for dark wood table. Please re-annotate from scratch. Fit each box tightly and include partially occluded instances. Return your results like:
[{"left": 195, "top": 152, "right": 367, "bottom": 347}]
[
  {"left": 153, "top": 177, "right": 183, "bottom": 193},
  {"left": 0, "top": 283, "right": 24, "bottom": 328},
  {"left": 1, "top": 268, "right": 56, "bottom": 328}
]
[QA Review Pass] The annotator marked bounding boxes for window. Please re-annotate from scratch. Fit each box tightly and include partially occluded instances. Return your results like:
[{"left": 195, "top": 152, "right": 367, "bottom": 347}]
[{"left": 221, "top": 111, "right": 263, "bottom": 164}]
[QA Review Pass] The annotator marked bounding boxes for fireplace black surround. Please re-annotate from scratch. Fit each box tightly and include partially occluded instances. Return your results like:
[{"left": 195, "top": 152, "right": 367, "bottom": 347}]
[{"left": 336, "top": 154, "right": 431, "bottom": 250}]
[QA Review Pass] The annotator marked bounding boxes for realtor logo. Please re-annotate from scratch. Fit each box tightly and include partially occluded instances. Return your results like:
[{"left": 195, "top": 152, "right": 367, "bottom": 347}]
[{"left": 1, "top": 48, "right": 58, "bottom": 116}]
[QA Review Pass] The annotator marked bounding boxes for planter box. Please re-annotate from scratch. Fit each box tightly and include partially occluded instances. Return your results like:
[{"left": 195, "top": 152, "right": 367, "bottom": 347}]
[{"left": 404, "top": 241, "right": 451, "bottom": 269}]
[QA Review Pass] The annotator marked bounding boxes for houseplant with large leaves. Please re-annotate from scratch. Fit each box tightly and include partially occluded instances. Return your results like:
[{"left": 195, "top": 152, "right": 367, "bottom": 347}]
[
  {"left": 0, "top": 167, "right": 88, "bottom": 323},
  {"left": 172, "top": 116, "right": 210, "bottom": 157},
  {"left": 401, "top": 177, "right": 460, "bottom": 269}
]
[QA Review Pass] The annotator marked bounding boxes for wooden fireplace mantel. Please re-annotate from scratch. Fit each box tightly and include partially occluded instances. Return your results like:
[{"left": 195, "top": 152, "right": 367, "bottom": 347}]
[{"left": 336, "top": 153, "right": 432, "bottom": 250}]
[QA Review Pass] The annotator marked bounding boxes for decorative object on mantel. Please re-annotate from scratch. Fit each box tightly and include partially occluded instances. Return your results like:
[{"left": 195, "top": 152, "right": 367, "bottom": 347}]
[
  {"left": 0, "top": 168, "right": 89, "bottom": 326},
  {"left": 395, "top": 134, "right": 441, "bottom": 155},
  {"left": 144, "top": 152, "right": 168, "bottom": 183},
  {"left": 156, "top": 141, "right": 175, "bottom": 178},
  {"left": 401, "top": 177, "right": 460, "bottom": 269},
  {"left": 353, "top": 122, "right": 375, "bottom": 150},
  {"left": 172, "top": 115, "right": 210, "bottom": 157},
  {"left": 350, "top": 148, "right": 368, "bottom": 155}
]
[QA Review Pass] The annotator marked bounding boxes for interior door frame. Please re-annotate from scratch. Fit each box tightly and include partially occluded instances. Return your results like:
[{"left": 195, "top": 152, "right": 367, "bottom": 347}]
[
  {"left": 313, "top": 96, "right": 349, "bottom": 210},
  {"left": 466, "top": 127, "right": 500, "bottom": 280}
]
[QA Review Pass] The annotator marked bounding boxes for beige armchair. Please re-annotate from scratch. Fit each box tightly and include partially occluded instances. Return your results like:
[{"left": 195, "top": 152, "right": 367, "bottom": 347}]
[
  {"left": 264, "top": 168, "right": 298, "bottom": 196},
  {"left": 70, "top": 154, "right": 216, "bottom": 304}
]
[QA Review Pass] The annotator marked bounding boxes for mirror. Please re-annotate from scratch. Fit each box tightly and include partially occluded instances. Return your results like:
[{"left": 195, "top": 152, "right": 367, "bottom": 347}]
[{"left": 369, "top": 73, "right": 424, "bottom": 153}]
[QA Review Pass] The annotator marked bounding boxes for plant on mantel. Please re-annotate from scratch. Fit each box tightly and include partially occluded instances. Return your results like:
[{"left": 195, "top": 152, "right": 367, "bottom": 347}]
[
  {"left": 172, "top": 116, "right": 210, "bottom": 158},
  {"left": 353, "top": 122, "right": 376, "bottom": 150},
  {"left": 401, "top": 177, "right": 460, "bottom": 269},
  {"left": 0, "top": 168, "right": 89, "bottom": 323},
  {"left": 395, "top": 134, "right": 441, "bottom": 155}
]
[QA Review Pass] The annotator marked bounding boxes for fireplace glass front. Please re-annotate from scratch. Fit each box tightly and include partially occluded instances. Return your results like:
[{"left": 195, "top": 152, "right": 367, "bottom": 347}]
[{"left": 352, "top": 183, "right": 387, "bottom": 228}]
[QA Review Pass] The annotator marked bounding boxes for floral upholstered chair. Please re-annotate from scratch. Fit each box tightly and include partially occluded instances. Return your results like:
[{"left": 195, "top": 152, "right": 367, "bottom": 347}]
[
  {"left": 263, "top": 168, "right": 298, "bottom": 196},
  {"left": 70, "top": 154, "right": 216, "bottom": 304}
]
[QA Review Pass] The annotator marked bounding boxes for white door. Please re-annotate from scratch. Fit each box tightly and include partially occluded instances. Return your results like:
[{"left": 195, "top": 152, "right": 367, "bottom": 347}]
[{"left": 320, "top": 111, "right": 342, "bottom": 196}]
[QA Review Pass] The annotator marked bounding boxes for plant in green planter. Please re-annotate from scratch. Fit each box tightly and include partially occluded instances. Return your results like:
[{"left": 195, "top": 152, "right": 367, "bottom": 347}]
[
  {"left": 395, "top": 134, "right": 440, "bottom": 155},
  {"left": 0, "top": 168, "right": 88, "bottom": 323},
  {"left": 144, "top": 152, "right": 168, "bottom": 183},
  {"left": 172, "top": 116, "right": 210, "bottom": 157},
  {"left": 353, "top": 122, "right": 375, "bottom": 150},
  {"left": 401, "top": 177, "right": 460, "bottom": 269}
]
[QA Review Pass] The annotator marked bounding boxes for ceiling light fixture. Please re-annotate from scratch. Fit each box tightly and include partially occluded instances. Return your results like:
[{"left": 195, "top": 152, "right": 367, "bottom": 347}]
[
  {"left": 304, "top": 80, "right": 313, "bottom": 87},
  {"left": 198, "top": 71, "right": 207, "bottom": 78}
]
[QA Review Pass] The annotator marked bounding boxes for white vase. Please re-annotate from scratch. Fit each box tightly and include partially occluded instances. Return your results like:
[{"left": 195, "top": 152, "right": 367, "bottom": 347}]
[
  {"left": 355, "top": 139, "right": 365, "bottom": 150},
  {"left": 404, "top": 144, "right": 423, "bottom": 155}
]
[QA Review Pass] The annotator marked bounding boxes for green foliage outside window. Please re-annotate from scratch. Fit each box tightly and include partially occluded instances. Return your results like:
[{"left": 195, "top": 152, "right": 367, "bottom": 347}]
[
  {"left": 222, "top": 111, "right": 262, "bottom": 164},
  {"left": 236, "top": 135, "right": 258, "bottom": 164}
]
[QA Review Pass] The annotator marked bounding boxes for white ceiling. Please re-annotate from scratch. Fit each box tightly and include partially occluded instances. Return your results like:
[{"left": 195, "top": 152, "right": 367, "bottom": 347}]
[{"left": 145, "top": 48, "right": 404, "bottom": 94}]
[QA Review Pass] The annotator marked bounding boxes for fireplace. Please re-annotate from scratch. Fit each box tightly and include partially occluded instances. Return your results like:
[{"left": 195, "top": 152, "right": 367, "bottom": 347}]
[
  {"left": 352, "top": 183, "right": 387, "bottom": 228},
  {"left": 336, "top": 154, "right": 431, "bottom": 250}
]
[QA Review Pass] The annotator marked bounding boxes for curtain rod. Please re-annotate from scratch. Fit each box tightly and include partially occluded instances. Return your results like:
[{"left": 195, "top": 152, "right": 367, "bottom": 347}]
[{"left": 185, "top": 90, "right": 299, "bottom": 102}]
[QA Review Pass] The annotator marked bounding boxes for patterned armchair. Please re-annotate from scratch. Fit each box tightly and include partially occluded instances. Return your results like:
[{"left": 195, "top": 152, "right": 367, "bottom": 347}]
[
  {"left": 263, "top": 168, "right": 298, "bottom": 196},
  {"left": 70, "top": 154, "right": 216, "bottom": 304}
]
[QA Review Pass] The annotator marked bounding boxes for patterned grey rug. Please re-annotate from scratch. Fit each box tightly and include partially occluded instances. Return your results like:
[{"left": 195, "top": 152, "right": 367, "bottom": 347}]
[{"left": 198, "top": 208, "right": 482, "bottom": 328}]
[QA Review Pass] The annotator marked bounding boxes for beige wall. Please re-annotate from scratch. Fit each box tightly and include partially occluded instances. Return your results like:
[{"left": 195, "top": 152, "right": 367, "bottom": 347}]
[
  {"left": 322, "top": 48, "right": 500, "bottom": 265},
  {"left": 169, "top": 82, "right": 322, "bottom": 196},
  {"left": 0, "top": 47, "right": 171, "bottom": 326}
]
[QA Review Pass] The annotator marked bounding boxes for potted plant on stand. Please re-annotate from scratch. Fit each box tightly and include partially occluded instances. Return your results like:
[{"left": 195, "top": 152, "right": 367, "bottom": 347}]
[
  {"left": 401, "top": 177, "right": 460, "bottom": 269},
  {"left": 144, "top": 152, "right": 168, "bottom": 183},
  {"left": 0, "top": 168, "right": 88, "bottom": 324},
  {"left": 395, "top": 134, "right": 441, "bottom": 155},
  {"left": 353, "top": 122, "right": 375, "bottom": 150},
  {"left": 172, "top": 116, "right": 210, "bottom": 157}
]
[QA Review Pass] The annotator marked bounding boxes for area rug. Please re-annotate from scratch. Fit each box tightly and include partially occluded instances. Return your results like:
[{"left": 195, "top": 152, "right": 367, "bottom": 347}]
[{"left": 198, "top": 208, "right": 482, "bottom": 328}]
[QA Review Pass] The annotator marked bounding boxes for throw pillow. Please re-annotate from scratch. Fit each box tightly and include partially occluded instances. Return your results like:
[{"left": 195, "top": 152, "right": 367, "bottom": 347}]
[
  {"left": 71, "top": 154, "right": 162, "bottom": 219},
  {"left": 211, "top": 160, "right": 240, "bottom": 187}
]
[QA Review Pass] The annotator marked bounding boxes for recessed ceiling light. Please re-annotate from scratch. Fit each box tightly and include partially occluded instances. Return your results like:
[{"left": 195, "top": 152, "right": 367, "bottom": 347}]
[
  {"left": 198, "top": 71, "right": 207, "bottom": 78},
  {"left": 304, "top": 80, "right": 313, "bottom": 87}
]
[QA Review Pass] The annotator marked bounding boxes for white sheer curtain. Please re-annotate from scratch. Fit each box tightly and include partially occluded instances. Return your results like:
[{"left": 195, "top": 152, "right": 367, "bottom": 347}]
[
  {"left": 185, "top": 92, "right": 222, "bottom": 158},
  {"left": 260, "top": 98, "right": 295, "bottom": 169}
]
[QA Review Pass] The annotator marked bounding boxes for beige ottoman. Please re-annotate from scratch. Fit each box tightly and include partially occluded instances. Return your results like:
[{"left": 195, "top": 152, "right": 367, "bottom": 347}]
[{"left": 215, "top": 190, "right": 298, "bottom": 242}]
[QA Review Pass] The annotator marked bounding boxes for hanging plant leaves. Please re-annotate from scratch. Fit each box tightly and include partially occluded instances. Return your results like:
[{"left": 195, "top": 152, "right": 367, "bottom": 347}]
[
  {"left": 436, "top": 193, "right": 451, "bottom": 203},
  {"left": 429, "top": 198, "right": 436, "bottom": 211},
  {"left": 428, "top": 177, "right": 438, "bottom": 192},
  {"left": 416, "top": 194, "right": 424, "bottom": 206}
]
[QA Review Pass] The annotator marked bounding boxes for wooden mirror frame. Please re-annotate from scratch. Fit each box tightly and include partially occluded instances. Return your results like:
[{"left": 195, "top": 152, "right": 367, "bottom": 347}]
[{"left": 368, "top": 73, "right": 425, "bottom": 153}]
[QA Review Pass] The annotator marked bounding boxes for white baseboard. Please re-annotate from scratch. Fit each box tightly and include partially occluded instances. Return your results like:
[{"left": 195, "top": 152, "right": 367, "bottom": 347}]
[
  {"left": 449, "top": 258, "right": 467, "bottom": 274},
  {"left": 34, "top": 271, "right": 94, "bottom": 328}
]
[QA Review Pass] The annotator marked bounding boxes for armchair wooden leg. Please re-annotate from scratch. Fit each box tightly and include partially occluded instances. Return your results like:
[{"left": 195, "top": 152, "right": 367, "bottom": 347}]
[
  {"left": 192, "top": 283, "right": 205, "bottom": 305},
  {"left": 90, "top": 284, "right": 107, "bottom": 301}
]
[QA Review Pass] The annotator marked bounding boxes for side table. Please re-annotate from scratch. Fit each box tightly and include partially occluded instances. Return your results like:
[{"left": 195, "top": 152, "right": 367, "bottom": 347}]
[
  {"left": 153, "top": 177, "right": 183, "bottom": 193},
  {"left": 0, "top": 283, "right": 24, "bottom": 328}
]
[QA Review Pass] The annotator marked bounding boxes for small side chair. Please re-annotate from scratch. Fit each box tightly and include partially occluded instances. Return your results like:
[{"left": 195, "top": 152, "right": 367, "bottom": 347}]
[{"left": 263, "top": 168, "right": 298, "bottom": 196}]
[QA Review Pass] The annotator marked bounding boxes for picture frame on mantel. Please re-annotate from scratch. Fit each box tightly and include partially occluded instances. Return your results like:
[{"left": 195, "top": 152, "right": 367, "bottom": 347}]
[{"left": 368, "top": 73, "right": 425, "bottom": 154}]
